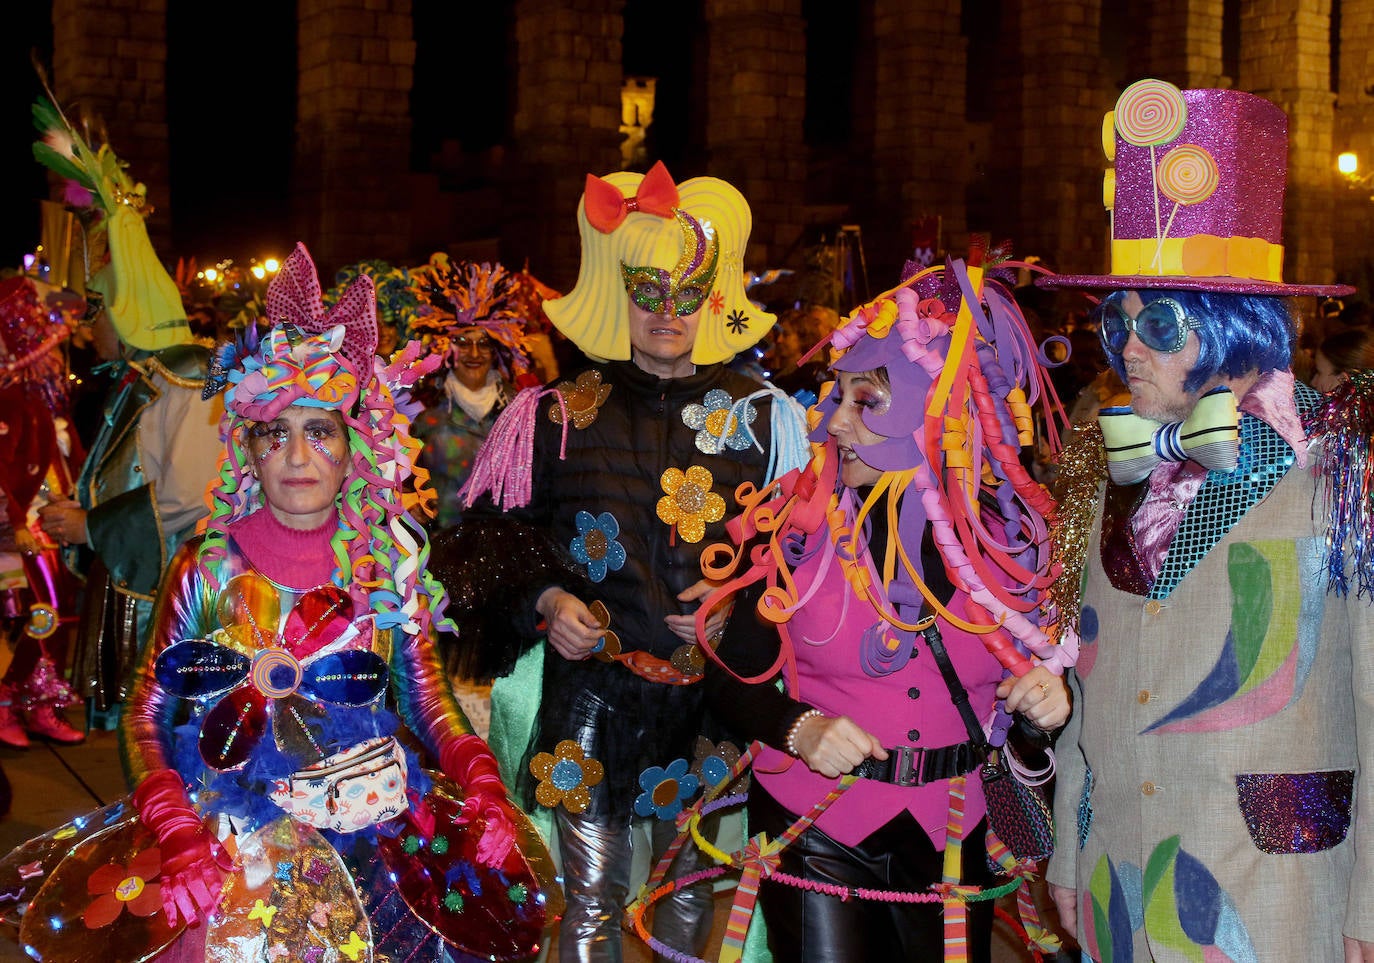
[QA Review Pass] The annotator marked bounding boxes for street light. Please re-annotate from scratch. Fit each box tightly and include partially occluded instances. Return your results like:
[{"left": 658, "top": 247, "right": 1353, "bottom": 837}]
[{"left": 1337, "top": 152, "right": 1374, "bottom": 198}]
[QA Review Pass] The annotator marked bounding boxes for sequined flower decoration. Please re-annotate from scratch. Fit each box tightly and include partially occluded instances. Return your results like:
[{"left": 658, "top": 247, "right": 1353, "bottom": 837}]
[
  {"left": 726, "top": 310, "right": 749, "bottom": 335},
  {"left": 154, "top": 573, "right": 389, "bottom": 771},
  {"left": 682, "top": 389, "right": 757, "bottom": 454},
  {"left": 689, "top": 736, "right": 743, "bottom": 790},
  {"left": 550, "top": 369, "right": 612, "bottom": 429},
  {"left": 634, "top": 759, "right": 700, "bottom": 821},
  {"left": 83, "top": 847, "right": 162, "bottom": 929},
  {"left": 569, "top": 511, "right": 626, "bottom": 583},
  {"left": 656, "top": 466, "right": 725, "bottom": 543},
  {"left": 531, "top": 740, "right": 605, "bottom": 814}
]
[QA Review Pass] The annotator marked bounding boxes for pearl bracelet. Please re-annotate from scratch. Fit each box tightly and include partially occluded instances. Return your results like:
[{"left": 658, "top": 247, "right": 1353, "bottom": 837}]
[{"left": 785, "top": 708, "right": 824, "bottom": 757}]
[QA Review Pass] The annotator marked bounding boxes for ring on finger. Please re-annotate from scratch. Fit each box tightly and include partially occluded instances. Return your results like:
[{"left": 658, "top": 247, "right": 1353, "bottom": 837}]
[{"left": 1037, "top": 680, "right": 1051, "bottom": 695}]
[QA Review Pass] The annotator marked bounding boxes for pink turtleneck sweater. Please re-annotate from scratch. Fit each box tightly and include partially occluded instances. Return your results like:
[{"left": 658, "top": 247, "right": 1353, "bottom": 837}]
[{"left": 226, "top": 509, "right": 340, "bottom": 591}]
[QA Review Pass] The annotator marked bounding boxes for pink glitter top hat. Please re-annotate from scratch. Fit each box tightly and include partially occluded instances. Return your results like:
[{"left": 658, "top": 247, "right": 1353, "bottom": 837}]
[{"left": 1040, "top": 79, "right": 1353, "bottom": 297}]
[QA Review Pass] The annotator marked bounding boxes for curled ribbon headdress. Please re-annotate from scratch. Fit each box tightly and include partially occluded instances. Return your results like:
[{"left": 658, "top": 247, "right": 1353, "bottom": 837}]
[
  {"left": 699, "top": 250, "right": 1077, "bottom": 688},
  {"left": 409, "top": 254, "right": 536, "bottom": 382}
]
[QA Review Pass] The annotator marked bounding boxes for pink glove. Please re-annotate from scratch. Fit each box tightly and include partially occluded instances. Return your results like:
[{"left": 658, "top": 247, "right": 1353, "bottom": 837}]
[
  {"left": 439, "top": 734, "right": 517, "bottom": 867},
  {"left": 131, "top": 769, "right": 230, "bottom": 927}
]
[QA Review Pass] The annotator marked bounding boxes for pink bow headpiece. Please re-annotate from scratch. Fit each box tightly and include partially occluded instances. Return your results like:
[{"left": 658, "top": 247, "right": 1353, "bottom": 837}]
[{"left": 583, "top": 161, "right": 680, "bottom": 234}]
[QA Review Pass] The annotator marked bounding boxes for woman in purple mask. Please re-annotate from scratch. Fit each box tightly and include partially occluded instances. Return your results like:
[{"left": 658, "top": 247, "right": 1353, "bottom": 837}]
[{"left": 701, "top": 256, "right": 1076, "bottom": 961}]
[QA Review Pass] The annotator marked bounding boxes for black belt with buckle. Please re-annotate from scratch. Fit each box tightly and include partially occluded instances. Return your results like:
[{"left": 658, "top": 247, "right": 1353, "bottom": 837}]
[{"left": 851, "top": 739, "right": 986, "bottom": 788}]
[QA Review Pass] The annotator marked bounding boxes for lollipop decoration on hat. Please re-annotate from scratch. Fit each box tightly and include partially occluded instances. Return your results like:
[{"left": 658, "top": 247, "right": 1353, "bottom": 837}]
[{"left": 1043, "top": 78, "right": 1353, "bottom": 296}]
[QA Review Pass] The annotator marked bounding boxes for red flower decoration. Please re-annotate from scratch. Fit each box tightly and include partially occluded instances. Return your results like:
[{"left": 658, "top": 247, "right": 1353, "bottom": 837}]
[
  {"left": 84, "top": 847, "right": 163, "bottom": 929},
  {"left": 708, "top": 291, "right": 725, "bottom": 316}
]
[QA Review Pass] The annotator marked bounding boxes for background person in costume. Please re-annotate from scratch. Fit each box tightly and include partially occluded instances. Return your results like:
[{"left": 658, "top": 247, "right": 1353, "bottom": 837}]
[
  {"left": 1037, "top": 79, "right": 1373, "bottom": 962},
  {"left": 1310, "top": 326, "right": 1374, "bottom": 393},
  {"left": 441, "top": 161, "right": 808, "bottom": 962},
  {"left": 409, "top": 254, "right": 539, "bottom": 529},
  {"left": 0, "top": 242, "right": 555, "bottom": 962},
  {"left": 701, "top": 250, "right": 1073, "bottom": 961},
  {"left": 0, "top": 275, "right": 86, "bottom": 746},
  {"left": 28, "top": 95, "right": 224, "bottom": 722}
]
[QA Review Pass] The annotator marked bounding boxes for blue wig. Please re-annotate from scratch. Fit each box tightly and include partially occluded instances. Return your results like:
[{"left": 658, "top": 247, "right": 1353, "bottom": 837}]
[{"left": 1095, "top": 289, "right": 1297, "bottom": 393}]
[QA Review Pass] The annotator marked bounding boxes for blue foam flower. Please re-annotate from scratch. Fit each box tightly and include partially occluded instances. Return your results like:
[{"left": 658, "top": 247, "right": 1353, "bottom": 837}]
[
  {"left": 568, "top": 511, "right": 626, "bottom": 583},
  {"left": 633, "top": 758, "right": 700, "bottom": 821}
]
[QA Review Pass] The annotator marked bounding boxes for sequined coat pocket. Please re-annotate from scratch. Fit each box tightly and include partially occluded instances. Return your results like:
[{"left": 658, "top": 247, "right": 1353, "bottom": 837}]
[{"left": 1235, "top": 770, "right": 1354, "bottom": 854}]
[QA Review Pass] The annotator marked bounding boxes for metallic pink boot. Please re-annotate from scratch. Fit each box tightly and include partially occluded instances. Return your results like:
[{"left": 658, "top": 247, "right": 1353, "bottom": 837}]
[{"left": 17, "top": 655, "right": 84, "bottom": 744}]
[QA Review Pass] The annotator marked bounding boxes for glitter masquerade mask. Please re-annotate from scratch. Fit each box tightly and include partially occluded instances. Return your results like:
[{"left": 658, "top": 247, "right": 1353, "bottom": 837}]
[
  {"left": 546, "top": 162, "right": 771, "bottom": 365},
  {"left": 1039, "top": 79, "right": 1353, "bottom": 297},
  {"left": 1097, "top": 295, "right": 1202, "bottom": 355},
  {"left": 620, "top": 211, "right": 720, "bottom": 317}
]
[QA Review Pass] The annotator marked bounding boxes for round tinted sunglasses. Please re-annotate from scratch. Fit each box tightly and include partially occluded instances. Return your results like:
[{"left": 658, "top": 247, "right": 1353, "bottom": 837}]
[{"left": 1098, "top": 297, "right": 1202, "bottom": 355}]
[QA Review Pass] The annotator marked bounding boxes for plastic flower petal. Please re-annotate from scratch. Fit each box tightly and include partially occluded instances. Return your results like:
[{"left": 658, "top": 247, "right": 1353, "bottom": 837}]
[
  {"left": 634, "top": 758, "right": 700, "bottom": 821},
  {"left": 531, "top": 740, "right": 604, "bottom": 814},
  {"left": 689, "top": 736, "right": 743, "bottom": 790},
  {"left": 568, "top": 511, "right": 626, "bottom": 583},
  {"left": 83, "top": 847, "right": 162, "bottom": 929},
  {"left": 656, "top": 466, "right": 726, "bottom": 543}
]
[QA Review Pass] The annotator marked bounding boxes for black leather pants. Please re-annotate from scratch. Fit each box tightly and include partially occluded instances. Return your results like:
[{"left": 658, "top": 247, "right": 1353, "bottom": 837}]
[{"left": 750, "top": 785, "right": 997, "bottom": 962}]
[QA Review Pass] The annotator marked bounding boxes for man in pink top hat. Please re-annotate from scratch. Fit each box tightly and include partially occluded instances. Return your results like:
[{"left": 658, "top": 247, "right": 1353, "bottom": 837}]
[{"left": 1039, "top": 79, "right": 1372, "bottom": 961}]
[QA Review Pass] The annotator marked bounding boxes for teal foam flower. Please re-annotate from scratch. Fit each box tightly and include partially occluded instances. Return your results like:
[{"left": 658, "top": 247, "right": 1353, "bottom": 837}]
[
  {"left": 569, "top": 511, "right": 626, "bottom": 583},
  {"left": 634, "top": 758, "right": 700, "bottom": 821}
]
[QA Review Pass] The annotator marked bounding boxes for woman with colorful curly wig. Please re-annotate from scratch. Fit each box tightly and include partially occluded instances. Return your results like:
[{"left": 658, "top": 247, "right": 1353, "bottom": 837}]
[
  {"left": 699, "top": 252, "right": 1078, "bottom": 961},
  {"left": 0, "top": 243, "right": 555, "bottom": 963}
]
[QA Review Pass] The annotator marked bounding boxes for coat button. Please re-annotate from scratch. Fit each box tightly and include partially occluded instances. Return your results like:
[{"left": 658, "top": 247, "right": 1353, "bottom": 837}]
[
  {"left": 1141, "top": 781, "right": 1156, "bottom": 796},
  {"left": 1137, "top": 689, "right": 1150, "bottom": 704},
  {"left": 907, "top": 687, "right": 920, "bottom": 700},
  {"left": 133, "top": 465, "right": 142, "bottom": 473},
  {"left": 907, "top": 728, "right": 920, "bottom": 742},
  {"left": 1145, "top": 599, "right": 1163, "bottom": 615}
]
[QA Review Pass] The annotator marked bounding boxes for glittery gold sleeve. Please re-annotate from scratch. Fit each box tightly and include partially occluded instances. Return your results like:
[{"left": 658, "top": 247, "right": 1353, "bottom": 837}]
[{"left": 1047, "top": 420, "right": 1108, "bottom": 640}]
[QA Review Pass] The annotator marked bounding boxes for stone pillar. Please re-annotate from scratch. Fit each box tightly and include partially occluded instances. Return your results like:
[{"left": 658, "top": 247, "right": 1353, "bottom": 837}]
[
  {"left": 1239, "top": 0, "right": 1342, "bottom": 295},
  {"left": 700, "top": 0, "right": 808, "bottom": 272},
  {"left": 293, "top": 0, "right": 415, "bottom": 277},
  {"left": 863, "top": 0, "right": 968, "bottom": 288},
  {"left": 51, "top": 0, "right": 172, "bottom": 252},
  {"left": 505, "top": 0, "right": 624, "bottom": 290},
  {"left": 1144, "top": 0, "right": 1226, "bottom": 87},
  {"left": 1333, "top": 0, "right": 1374, "bottom": 293},
  {"left": 1013, "top": 0, "right": 1112, "bottom": 283}
]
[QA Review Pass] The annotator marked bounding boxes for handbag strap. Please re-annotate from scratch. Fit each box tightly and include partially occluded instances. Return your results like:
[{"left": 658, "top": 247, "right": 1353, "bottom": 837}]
[{"left": 920, "top": 621, "right": 990, "bottom": 750}]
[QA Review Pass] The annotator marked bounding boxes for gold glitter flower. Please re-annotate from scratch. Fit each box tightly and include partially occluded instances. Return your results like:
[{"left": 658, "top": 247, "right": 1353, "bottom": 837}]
[
  {"left": 550, "top": 369, "right": 612, "bottom": 429},
  {"left": 656, "top": 466, "right": 726, "bottom": 543},
  {"left": 530, "top": 740, "right": 604, "bottom": 814}
]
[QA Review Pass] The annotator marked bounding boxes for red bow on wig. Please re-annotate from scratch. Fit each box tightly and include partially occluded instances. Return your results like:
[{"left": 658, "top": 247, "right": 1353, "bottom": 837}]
[{"left": 584, "top": 161, "right": 680, "bottom": 234}]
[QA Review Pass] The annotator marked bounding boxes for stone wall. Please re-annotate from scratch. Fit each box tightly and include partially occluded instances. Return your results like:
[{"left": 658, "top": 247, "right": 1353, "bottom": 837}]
[
  {"left": 292, "top": 0, "right": 416, "bottom": 278},
  {"left": 1334, "top": 0, "right": 1374, "bottom": 293},
  {"left": 51, "top": 0, "right": 172, "bottom": 252},
  {"left": 44, "top": 0, "right": 1363, "bottom": 305}
]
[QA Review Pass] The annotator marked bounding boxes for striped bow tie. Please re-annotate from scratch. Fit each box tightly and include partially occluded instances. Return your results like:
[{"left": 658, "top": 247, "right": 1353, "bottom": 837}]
[{"left": 1098, "top": 387, "right": 1240, "bottom": 484}]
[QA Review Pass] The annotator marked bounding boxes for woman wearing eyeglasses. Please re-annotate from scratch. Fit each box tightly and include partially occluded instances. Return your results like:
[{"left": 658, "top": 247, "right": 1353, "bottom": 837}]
[{"left": 409, "top": 255, "right": 540, "bottom": 528}]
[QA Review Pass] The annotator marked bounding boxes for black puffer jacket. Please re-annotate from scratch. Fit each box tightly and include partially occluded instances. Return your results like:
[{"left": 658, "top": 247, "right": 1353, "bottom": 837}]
[{"left": 479, "top": 359, "right": 779, "bottom": 814}]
